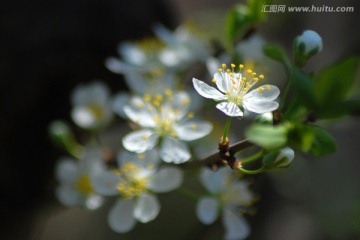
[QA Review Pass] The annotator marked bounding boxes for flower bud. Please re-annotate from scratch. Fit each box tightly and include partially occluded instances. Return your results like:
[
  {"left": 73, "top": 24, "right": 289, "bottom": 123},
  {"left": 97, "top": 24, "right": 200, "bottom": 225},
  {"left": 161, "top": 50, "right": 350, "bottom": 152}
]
[
  {"left": 274, "top": 147, "right": 295, "bottom": 168},
  {"left": 294, "top": 30, "right": 323, "bottom": 66},
  {"left": 296, "top": 30, "right": 323, "bottom": 54}
]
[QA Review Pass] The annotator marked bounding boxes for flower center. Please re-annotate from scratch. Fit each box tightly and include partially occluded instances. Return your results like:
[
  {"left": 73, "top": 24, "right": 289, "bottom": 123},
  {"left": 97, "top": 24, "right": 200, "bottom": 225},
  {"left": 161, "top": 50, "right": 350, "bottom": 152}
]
[
  {"left": 88, "top": 103, "right": 104, "bottom": 120},
  {"left": 141, "top": 90, "right": 192, "bottom": 137},
  {"left": 116, "top": 163, "right": 149, "bottom": 198},
  {"left": 216, "top": 63, "right": 265, "bottom": 104},
  {"left": 75, "top": 175, "right": 93, "bottom": 195}
]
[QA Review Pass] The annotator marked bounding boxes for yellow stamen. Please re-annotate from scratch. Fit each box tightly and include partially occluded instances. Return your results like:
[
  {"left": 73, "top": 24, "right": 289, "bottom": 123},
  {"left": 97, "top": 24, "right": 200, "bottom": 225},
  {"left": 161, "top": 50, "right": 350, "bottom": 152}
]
[
  {"left": 231, "top": 63, "right": 235, "bottom": 68},
  {"left": 181, "top": 98, "right": 190, "bottom": 106},
  {"left": 259, "top": 74, "right": 264, "bottom": 79},
  {"left": 164, "top": 88, "right": 172, "bottom": 96},
  {"left": 212, "top": 78, "right": 217, "bottom": 83},
  {"left": 239, "top": 64, "right": 244, "bottom": 69},
  {"left": 143, "top": 94, "right": 151, "bottom": 102},
  {"left": 191, "top": 124, "right": 197, "bottom": 129},
  {"left": 222, "top": 63, "right": 226, "bottom": 69},
  {"left": 266, "top": 85, "right": 271, "bottom": 90}
]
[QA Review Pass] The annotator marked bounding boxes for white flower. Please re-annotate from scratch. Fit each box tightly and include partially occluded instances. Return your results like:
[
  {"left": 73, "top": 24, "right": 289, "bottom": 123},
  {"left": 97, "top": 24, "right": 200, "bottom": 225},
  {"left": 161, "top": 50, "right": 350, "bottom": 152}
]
[
  {"left": 105, "top": 38, "right": 165, "bottom": 74},
  {"left": 196, "top": 168, "right": 254, "bottom": 240},
  {"left": 296, "top": 30, "right": 323, "bottom": 54},
  {"left": 91, "top": 150, "right": 183, "bottom": 233},
  {"left": 71, "top": 82, "right": 112, "bottom": 129},
  {"left": 105, "top": 38, "right": 177, "bottom": 95},
  {"left": 154, "top": 24, "right": 210, "bottom": 69},
  {"left": 122, "top": 90, "right": 213, "bottom": 164},
  {"left": 193, "top": 64, "right": 280, "bottom": 117},
  {"left": 55, "top": 147, "right": 105, "bottom": 209}
]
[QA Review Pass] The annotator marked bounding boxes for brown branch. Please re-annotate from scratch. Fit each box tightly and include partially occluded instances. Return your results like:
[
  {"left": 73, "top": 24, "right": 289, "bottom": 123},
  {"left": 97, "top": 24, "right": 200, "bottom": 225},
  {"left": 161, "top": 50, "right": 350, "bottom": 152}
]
[{"left": 180, "top": 139, "right": 254, "bottom": 169}]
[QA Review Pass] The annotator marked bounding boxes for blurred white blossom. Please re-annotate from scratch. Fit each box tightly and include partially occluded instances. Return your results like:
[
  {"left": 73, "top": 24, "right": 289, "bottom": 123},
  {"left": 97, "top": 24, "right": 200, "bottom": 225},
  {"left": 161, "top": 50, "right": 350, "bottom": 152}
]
[
  {"left": 55, "top": 147, "right": 105, "bottom": 209},
  {"left": 196, "top": 168, "right": 254, "bottom": 240},
  {"left": 71, "top": 82, "right": 112, "bottom": 129},
  {"left": 154, "top": 23, "right": 211, "bottom": 69},
  {"left": 91, "top": 150, "right": 183, "bottom": 233},
  {"left": 122, "top": 90, "right": 212, "bottom": 164}
]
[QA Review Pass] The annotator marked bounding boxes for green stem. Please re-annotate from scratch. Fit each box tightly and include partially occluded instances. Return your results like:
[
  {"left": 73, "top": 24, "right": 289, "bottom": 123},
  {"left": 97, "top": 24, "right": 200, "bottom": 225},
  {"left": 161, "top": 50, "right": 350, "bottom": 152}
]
[
  {"left": 280, "top": 80, "right": 292, "bottom": 110},
  {"left": 238, "top": 166, "right": 265, "bottom": 175},
  {"left": 240, "top": 150, "right": 264, "bottom": 164},
  {"left": 222, "top": 117, "right": 232, "bottom": 143}
]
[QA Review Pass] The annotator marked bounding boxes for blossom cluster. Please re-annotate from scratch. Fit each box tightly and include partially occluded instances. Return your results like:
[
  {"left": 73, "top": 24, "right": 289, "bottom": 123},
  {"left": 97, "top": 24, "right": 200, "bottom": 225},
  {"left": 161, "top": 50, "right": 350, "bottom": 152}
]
[{"left": 49, "top": 21, "right": 310, "bottom": 239}]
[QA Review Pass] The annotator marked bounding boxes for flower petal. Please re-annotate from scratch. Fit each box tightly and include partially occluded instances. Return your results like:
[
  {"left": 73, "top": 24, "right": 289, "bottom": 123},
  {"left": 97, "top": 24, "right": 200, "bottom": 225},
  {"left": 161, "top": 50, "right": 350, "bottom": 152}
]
[
  {"left": 55, "top": 158, "right": 78, "bottom": 184},
  {"left": 85, "top": 194, "right": 104, "bottom": 210},
  {"left": 112, "top": 92, "right": 130, "bottom": 118},
  {"left": 117, "top": 149, "right": 160, "bottom": 177},
  {"left": 148, "top": 166, "right": 183, "bottom": 192},
  {"left": 196, "top": 197, "right": 219, "bottom": 224},
  {"left": 105, "top": 57, "right": 134, "bottom": 74},
  {"left": 244, "top": 85, "right": 280, "bottom": 101},
  {"left": 55, "top": 185, "right": 79, "bottom": 207},
  {"left": 168, "top": 91, "right": 191, "bottom": 120},
  {"left": 216, "top": 102, "right": 243, "bottom": 117},
  {"left": 222, "top": 209, "right": 250, "bottom": 240},
  {"left": 160, "top": 137, "right": 191, "bottom": 164},
  {"left": 175, "top": 120, "right": 213, "bottom": 141},
  {"left": 123, "top": 129, "right": 158, "bottom": 153},
  {"left": 133, "top": 193, "right": 160, "bottom": 223},
  {"left": 108, "top": 199, "right": 136, "bottom": 233},
  {"left": 119, "top": 42, "right": 146, "bottom": 65},
  {"left": 200, "top": 168, "right": 230, "bottom": 193},
  {"left": 71, "top": 82, "right": 109, "bottom": 106},
  {"left": 192, "top": 78, "right": 226, "bottom": 101},
  {"left": 243, "top": 100, "right": 279, "bottom": 114},
  {"left": 71, "top": 105, "right": 98, "bottom": 129},
  {"left": 91, "top": 171, "right": 119, "bottom": 196},
  {"left": 123, "top": 100, "right": 156, "bottom": 128},
  {"left": 213, "top": 73, "right": 229, "bottom": 93}
]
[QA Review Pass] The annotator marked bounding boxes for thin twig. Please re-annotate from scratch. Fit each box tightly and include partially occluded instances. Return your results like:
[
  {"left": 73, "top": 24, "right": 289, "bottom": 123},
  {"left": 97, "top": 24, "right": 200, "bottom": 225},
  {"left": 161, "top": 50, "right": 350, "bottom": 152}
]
[{"left": 181, "top": 140, "right": 254, "bottom": 169}]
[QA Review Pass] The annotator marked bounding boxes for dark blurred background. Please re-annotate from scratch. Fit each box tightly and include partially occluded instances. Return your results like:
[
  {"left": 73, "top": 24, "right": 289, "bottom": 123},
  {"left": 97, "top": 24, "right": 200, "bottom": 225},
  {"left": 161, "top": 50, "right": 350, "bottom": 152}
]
[{"left": 0, "top": 0, "right": 360, "bottom": 239}]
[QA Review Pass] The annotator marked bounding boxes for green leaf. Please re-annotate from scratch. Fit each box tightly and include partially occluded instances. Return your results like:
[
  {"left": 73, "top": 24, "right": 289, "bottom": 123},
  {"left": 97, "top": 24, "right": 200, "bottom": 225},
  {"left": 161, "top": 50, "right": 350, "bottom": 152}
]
[
  {"left": 309, "top": 126, "right": 337, "bottom": 157},
  {"left": 225, "top": 0, "right": 268, "bottom": 48},
  {"left": 289, "top": 67, "right": 317, "bottom": 109},
  {"left": 288, "top": 124, "right": 336, "bottom": 157},
  {"left": 225, "top": 4, "right": 249, "bottom": 47},
  {"left": 263, "top": 44, "right": 290, "bottom": 65},
  {"left": 315, "top": 57, "right": 359, "bottom": 107},
  {"left": 247, "top": 0, "right": 268, "bottom": 21},
  {"left": 246, "top": 124, "right": 288, "bottom": 149}
]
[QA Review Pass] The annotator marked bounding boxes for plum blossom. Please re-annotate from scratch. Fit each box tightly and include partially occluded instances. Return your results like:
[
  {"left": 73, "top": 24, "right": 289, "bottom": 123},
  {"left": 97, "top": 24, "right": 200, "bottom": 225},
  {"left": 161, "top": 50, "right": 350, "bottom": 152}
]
[
  {"left": 71, "top": 82, "right": 112, "bottom": 129},
  {"left": 193, "top": 63, "right": 280, "bottom": 117},
  {"left": 55, "top": 147, "right": 105, "bottom": 209},
  {"left": 91, "top": 150, "right": 183, "bottom": 233},
  {"left": 153, "top": 23, "right": 210, "bottom": 69},
  {"left": 196, "top": 167, "right": 254, "bottom": 240},
  {"left": 122, "top": 90, "right": 213, "bottom": 164}
]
